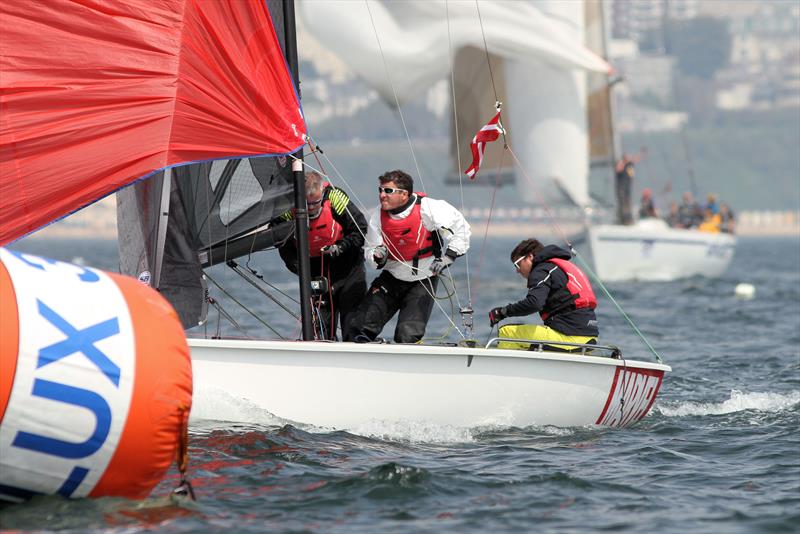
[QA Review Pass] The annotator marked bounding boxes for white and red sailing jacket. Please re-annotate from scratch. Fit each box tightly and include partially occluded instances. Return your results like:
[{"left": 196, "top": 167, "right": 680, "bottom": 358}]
[{"left": 364, "top": 194, "right": 471, "bottom": 282}]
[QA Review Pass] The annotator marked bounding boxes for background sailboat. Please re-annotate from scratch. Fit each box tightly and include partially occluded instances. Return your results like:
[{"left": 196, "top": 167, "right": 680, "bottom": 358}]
[{"left": 581, "top": 0, "right": 738, "bottom": 282}]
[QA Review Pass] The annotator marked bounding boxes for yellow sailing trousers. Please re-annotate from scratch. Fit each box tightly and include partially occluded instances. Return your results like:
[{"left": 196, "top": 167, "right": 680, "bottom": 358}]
[{"left": 498, "top": 324, "right": 596, "bottom": 352}]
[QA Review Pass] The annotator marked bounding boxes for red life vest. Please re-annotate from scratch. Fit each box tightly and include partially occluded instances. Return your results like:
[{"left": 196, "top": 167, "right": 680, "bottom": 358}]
[
  {"left": 380, "top": 193, "right": 434, "bottom": 261},
  {"left": 540, "top": 257, "right": 597, "bottom": 320},
  {"left": 307, "top": 185, "right": 343, "bottom": 257}
]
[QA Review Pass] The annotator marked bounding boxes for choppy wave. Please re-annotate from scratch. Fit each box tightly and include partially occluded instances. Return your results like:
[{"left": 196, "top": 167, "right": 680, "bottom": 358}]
[
  {"left": 657, "top": 389, "right": 800, "bottom": 417},
  {"left": 190, "top": 387, "right": 288, "bottom": 427},
  {"left": 349, "top": 419, "right": 477, "bottom": 443}
]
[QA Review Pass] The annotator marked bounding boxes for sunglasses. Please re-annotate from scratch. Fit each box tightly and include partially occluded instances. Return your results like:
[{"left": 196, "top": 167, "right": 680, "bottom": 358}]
[
  {"left": 512, "top": 255, "right": 526, "bottom": 272},
  {"left": 378, "top": 186, "right": 406, "bottom": 195}
]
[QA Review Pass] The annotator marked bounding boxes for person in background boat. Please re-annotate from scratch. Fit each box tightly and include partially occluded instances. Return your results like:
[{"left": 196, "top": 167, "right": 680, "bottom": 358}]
[
  {"left": 275, "top": 171, "right": 368, "bottom": 341},
  {"left": 488, "top": 239, "right": 598, "bottom": 352},
  {"left": 706, "top": 193, "right": 719, "bottom": 215},
  {"left": 665, "top": 201, "right": 681, "bottom": 227},
  {"left": 349, "top": 169, "right": 471, "bottom": 344},
  {"left": 614, "top": 154, "right": 638, "bottom": 225},
  {"left": 720, "top": 203, "right": 736, "bottom": 234},
  {"left": 698, "top": 206, "right": 722, "bottom": 233},
  {"left": 678, "top": 191, "right": 703, "bottom": 228},
  {"left": 638, "top": 188, "right": 658, "bottom": 219}
]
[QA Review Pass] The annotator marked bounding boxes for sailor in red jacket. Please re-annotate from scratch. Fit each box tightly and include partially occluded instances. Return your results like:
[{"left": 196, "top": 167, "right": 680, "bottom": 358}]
[
  {"left": 349, "top": 169, "right": 470, "bottom": 343},
  {"left": 489, "top": 238, "right": 599, "bottom": 351},
  {"left": 277, "top": 171, "right": 368, "bottom": 341}
]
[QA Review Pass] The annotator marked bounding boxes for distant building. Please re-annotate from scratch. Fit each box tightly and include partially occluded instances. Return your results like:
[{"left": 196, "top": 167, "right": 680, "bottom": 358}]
[
  {"left": 610, "top": 0, "right": 697, "bottom": 44},
  {"left": 612, "top": 52, "right": 676, "bottom": 106}
]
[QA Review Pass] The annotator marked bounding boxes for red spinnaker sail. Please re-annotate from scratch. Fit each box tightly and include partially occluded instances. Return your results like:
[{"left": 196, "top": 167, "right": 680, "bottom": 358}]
[{"left": 0, "top": 0, "right": 307, "bottom": 245}]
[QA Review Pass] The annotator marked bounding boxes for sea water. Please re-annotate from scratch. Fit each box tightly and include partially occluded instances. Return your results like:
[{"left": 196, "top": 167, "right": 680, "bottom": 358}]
[{"left": 1, "top": 235, "right": 798, "bottom": 533}]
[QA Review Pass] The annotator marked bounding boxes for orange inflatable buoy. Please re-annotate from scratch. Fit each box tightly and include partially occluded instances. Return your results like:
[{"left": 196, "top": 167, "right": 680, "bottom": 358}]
[{"left": 0, "top": 248, "right": 192, "bottom": 502}]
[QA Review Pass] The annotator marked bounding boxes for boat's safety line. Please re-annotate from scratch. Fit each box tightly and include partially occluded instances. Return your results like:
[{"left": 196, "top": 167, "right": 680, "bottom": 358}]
[
  {"left": 485, "top": 337, "right": 621, "bottom": 358},
  {"left": 570, "top": 250, "right": 664, "bottom": 363}
]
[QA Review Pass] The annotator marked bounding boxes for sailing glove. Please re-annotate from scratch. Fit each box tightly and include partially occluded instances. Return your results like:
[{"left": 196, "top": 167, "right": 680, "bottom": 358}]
[
  {"left": 321, "top": 243, "right": 343, "bottom": 258},
  {"left": 373, "top": 244, "right": 389, "bottom": 268},
  {"left": 430, "top": 256, "right": 453, "bottom": 275},
  {"left": 488, "top": 306, "right": 507, "bottom": 327}
]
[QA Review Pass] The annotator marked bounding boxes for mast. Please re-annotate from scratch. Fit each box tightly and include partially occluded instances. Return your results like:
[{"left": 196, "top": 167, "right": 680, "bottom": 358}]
[{"left": 283, "top": 0, "right": 314, "bottom": 340}]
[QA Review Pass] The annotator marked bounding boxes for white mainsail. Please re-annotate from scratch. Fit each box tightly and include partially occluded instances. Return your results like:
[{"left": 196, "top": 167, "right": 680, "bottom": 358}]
[{"left": 298, "top": 0, "right": 608, "bottom": 207}]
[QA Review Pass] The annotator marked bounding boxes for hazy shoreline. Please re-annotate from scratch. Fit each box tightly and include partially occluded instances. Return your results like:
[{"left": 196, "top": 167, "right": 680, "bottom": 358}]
[{"left": 23, "top": 220, "right": 799, "bottom": 241}]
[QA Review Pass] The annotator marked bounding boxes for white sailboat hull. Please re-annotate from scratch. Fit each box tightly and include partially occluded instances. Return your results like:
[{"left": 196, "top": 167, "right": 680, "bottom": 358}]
[
  {"left": 588, "top": 219, "right": 736, "bottom": 282},
  {"left": 189, "top": 338, "right": 670, "bottom": 429}
]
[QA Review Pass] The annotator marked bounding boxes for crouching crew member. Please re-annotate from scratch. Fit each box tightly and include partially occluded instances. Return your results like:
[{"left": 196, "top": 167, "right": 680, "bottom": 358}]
[
  {"left": 488, "top": 238, "right": 599, "bottom": 351},
  {"left": 349, "top": 169, "right": 471, "bottom": 343},
  {"left": 277, "top": 171, "right": 367, "bottom": 340}
]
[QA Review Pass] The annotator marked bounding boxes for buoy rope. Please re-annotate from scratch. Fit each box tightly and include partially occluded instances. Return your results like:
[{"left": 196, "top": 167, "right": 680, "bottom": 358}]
[{"left": 171, "top": 405, "right": 195, "bottom": 501}]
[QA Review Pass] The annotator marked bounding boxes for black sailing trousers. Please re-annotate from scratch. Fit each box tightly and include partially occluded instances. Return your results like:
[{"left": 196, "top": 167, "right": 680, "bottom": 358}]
[
  {"left": 347, "top": 270, "right": 438, "bottom": 344},
  {"left": 315, "top": 262, "right": 366, "bottom": 341}
]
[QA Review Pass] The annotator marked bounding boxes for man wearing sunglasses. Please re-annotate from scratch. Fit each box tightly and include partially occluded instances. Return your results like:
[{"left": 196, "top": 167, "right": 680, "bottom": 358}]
[
  {"left": 275, "top": 171, "right": 368, "bottom": 340},
  {"left": 488, "top": 238, "right": 599, "bottom": 351},
  {"left": 348, "top": 169, "right": 470, "bottom": 344}
]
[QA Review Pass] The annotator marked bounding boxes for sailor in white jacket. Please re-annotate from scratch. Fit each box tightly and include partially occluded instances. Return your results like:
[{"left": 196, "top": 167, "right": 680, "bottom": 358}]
[{"left": 348, "top": 170, "right": 470, "bottom": 343}]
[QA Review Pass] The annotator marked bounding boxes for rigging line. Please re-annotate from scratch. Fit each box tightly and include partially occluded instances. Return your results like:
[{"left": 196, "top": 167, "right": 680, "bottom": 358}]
[
  {"left": 363, "top": 0, "right": 425, "bottom": 191},
  {"left": 470, "top": 147, "right": 507, "bottom": 304},
  {"left": 630, "top": 108, "right": 675, "bottom": 204},
  {"left": 419, "top": 275, "right": 456, "bottom": 343},
  {"left": 425, "top": 276, "right": 466, "bottom": 340},
  {"left": 292, "top": 154, "right": 371, "bottom": 246},
  {"left": 205, "top": 271, "right": 287, "bottom": 340},
  {"left": 243, "top": 262, "right": 301, "bottom": 305},
  {"left": 570, "top": 251, "right": 663, "bottom": 364},
  {"left": 228, "top": 261, "right": 301, "bottom": 320},
  {"left": 446, "top": 0, "right": 473, "bottom": 309},
  {"left": 208, "top": 297, "right": 249, "bottom": 339},
  {"left": 506, "top": 146, "right": 575, "bottom": 248},
  {"left": 475, "top": 0, "right": 507, "bottom": 146},
  {"left": 678, "top": 126, "right": 698, "bottom": 197},
  {"left": 305, "top": 136, "right": 328, "bottom": 177}
]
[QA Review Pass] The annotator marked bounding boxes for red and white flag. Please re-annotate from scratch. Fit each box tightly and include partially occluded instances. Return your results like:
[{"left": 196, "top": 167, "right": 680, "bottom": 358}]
[{"left": 464, "top": 110, "right": 505, "bottom": 179}]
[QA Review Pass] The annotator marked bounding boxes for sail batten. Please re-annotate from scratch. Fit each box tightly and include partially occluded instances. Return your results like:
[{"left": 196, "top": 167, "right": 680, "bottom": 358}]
[{"left": 0, "top": 0, "right": 306, "bottom": 245}]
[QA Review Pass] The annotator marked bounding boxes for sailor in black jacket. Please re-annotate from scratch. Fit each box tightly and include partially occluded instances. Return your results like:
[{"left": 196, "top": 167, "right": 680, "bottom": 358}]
[{"left": 489, "top": 238, "right": 599, "bottom": 350}]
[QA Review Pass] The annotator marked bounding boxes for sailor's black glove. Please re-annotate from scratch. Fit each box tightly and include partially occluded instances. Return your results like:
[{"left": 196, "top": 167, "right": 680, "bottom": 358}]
[
  {"left": 488, "top": 306, "right": 507, "bottom": 327},
  {"left": 429, "top": 256, "right": 453, "bottom": 275},
  {"left": 430, "top": 248, "right": 458, "bottom": 275},
  {"left": 373, "top": 244, "right": 389, "bottom": 269},
  {"left": 321, "top": 243, "right": 343, "bottom": 258}
]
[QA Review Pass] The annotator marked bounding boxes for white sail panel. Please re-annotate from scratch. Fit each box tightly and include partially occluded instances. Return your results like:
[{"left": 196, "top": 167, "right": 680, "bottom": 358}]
[
  {"left": 507, "top": 60, "right": 589, "bottom": 206},
  {"left": 297, "top": 0, "right": 608, "bottom": 104}
]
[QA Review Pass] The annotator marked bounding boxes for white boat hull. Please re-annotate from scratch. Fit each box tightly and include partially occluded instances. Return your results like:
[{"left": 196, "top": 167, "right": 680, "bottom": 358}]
[
  {"left": 588, "top": 219, "right": 736, "bottom": 282},
  {"left": 189, "top": 339, "right": 670, "bottom": 429}
]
